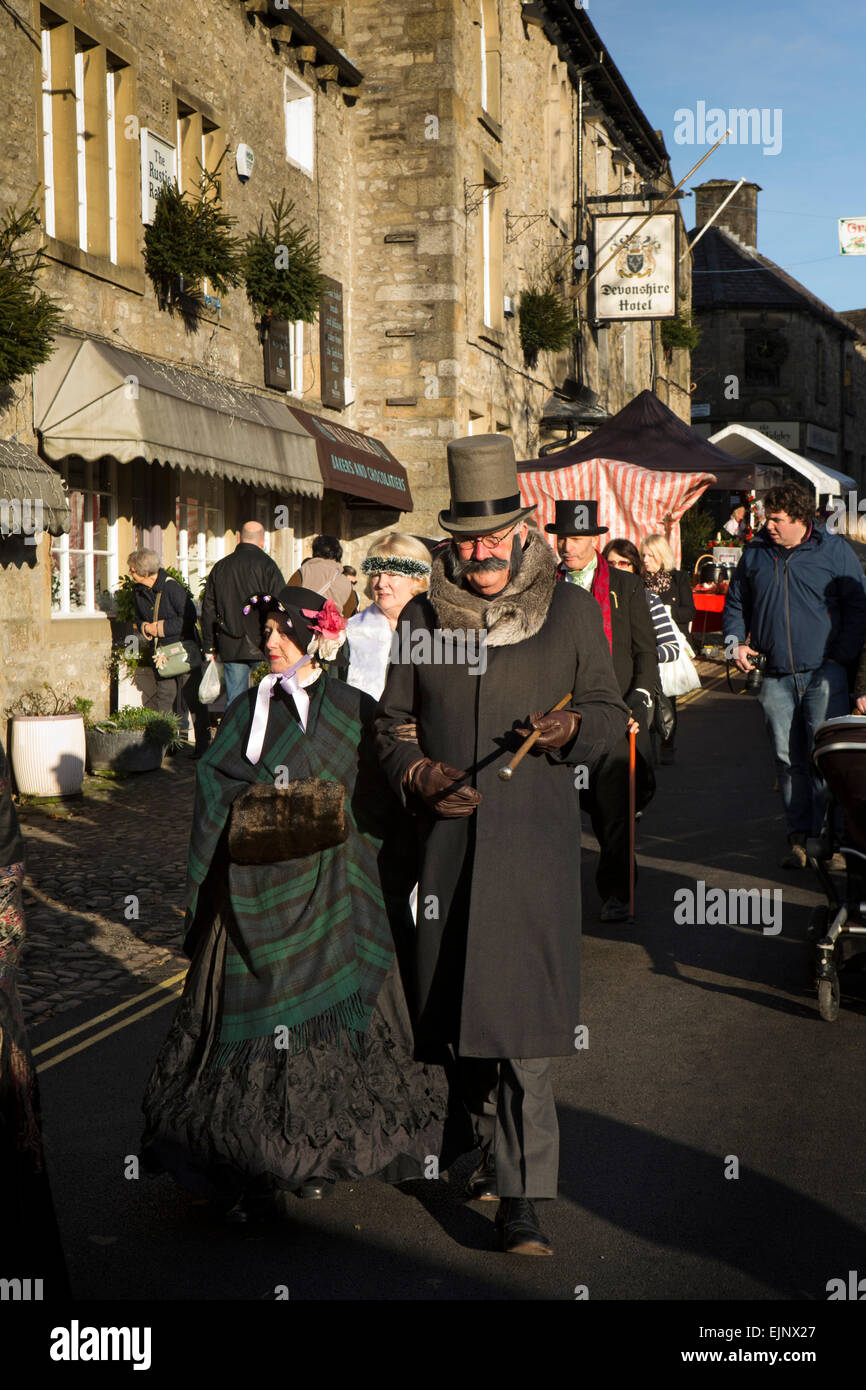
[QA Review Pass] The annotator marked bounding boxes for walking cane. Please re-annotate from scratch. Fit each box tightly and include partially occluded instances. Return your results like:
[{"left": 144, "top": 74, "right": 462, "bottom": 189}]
[
  {"left": 628, "top": 726, "right": 637, "bottom": 918},
  {"left": 499, "top": 692, "right": 574, "bottom": 781}
]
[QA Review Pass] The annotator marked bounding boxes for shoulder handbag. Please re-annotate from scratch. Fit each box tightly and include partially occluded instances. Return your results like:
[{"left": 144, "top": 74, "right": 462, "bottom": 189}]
[
  {"left": 659, "top": 616, "right": 701, "bottom": 698},
  {"left": 151, "top": 591, "right": 203, "bottom": 679}
]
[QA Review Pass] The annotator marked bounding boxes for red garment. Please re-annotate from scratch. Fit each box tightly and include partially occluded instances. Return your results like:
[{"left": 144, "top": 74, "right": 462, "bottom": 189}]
[
  {"left": 590, "top": 552, "right": 613, "bottom": 653},
  {"left": 555, "top": 555, "right": 613, "bottom": 652}
]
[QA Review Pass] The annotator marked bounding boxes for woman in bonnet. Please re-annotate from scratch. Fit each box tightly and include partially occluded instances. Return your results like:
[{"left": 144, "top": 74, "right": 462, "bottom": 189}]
[{"left": 141, "top": 585, "right": 449, "bottom": 1213}]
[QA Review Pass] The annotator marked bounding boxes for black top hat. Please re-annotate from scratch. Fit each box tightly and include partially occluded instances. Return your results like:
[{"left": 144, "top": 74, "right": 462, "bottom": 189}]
[
  {"left": 438, "top": 434, "right": 536, "bottom": 535},
  {"left": 544, "top": 499, "right": 608, "bottom": 537}
]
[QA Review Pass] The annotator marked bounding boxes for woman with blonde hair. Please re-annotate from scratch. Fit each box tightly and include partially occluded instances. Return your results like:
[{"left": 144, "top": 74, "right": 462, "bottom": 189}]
[
  {"left": 346, "top": 533, "right": 432, "bottom": 699},
  {"left": 639, "top": 533, "right": 696, "bottom": 764}
]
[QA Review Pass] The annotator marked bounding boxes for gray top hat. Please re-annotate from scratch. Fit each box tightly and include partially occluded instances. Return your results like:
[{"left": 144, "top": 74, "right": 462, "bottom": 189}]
[{"left": 438, "top": 434, "right": 536, "bottom": 535}]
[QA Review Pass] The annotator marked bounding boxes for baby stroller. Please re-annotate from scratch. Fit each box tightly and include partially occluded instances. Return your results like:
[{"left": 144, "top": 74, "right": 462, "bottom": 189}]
[{"left": 807, "top": 716, "right": 866, "bottom": 1021}]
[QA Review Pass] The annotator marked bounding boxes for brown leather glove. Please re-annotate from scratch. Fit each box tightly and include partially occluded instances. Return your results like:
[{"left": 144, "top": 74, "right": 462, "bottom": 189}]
[
  {"left": 404, "top": 759, "right": 482, "bottom": 817},
  {"left": 515, "top": 709, "right": 582, "bottom": 751}
]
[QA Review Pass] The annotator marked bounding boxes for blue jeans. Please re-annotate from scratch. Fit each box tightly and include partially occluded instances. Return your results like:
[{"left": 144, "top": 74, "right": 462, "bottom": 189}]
[
  {"left": 223, "top": 661, "right": 254, "bottom": 709},
  {"left": 757, "top": 662, "right": 849, "bottom": 837}
]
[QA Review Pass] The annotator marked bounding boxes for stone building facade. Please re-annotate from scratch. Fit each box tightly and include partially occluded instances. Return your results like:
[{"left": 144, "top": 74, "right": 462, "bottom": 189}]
[
  {"left": 689, "top": 179, "right": 866, "bottom": 490},
  {"left": 334, "top": 0, "right": 693, "bottom": 527},
  {"left": 0, "top": 0, "right": 386, "bottom": 716},
  {"left": 1, "top": 0, "right": 691, "bottom": 721}
]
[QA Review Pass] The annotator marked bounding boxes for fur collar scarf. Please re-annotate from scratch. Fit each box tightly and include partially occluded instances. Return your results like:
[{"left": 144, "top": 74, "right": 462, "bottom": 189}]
[{"left": 428, "top": 530, "right": 557, "bottom": 647}]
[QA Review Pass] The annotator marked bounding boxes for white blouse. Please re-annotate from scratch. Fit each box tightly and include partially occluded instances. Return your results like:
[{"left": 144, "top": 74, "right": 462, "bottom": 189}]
[{"left": 346, "top": 603, "right": 394, "bottom": 699}]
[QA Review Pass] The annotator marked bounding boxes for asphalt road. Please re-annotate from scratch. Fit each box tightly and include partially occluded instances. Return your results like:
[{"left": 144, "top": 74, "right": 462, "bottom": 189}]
[{"left": 31, "top": 670, "right": 866, "bottom": 1305}]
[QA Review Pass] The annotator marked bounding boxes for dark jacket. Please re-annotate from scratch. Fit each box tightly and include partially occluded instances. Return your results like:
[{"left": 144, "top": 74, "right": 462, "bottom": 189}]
[
  {"left": 133, "top": 569, "right": 200, "bottom": 645},
  {"left": 375, "top": 533, "right": 628, "bottom": 1059},
  {"left": 557, "top": 562, "right": 659, "bottom": 699},
  {"left": 723, "top": 524, "right": 866, "bottom": 676},
  {"left": 200, "top": 543, "right": 285, "bottom": 662},
  {"left": 607, "top": 568, "right": 659, "bottom": 700},
  {"left": 649, "top": 568, "right": 695, "bottom": 634}
]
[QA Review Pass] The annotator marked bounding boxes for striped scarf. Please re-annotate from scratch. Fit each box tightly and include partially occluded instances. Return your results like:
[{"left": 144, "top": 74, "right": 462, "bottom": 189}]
[{"left": 185, "top": 676, "right": 394, "bottom": 1062}]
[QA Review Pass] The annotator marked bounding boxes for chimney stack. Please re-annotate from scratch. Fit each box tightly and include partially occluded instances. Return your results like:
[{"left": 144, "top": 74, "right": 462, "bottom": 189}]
[{"left": 693, "top": 179, "right": 761, "bottom": 249}]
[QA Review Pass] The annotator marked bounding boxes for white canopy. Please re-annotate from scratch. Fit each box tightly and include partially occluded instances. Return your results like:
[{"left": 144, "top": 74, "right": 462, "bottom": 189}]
[{"left": 708, "top": 424, "right": 856, "bottom": 499}]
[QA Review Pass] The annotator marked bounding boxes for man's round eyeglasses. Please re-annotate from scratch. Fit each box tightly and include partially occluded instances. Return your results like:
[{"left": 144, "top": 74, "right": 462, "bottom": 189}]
[{"left": 454, "top": 523, "right": 518, "bottom": 551}]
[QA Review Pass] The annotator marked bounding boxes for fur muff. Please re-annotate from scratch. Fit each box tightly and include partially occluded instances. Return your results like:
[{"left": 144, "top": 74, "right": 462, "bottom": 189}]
[
  {"left": 228, "top": 778, "right": 348, "bottom": 864},
  {"left": 427, "top": 529, "right": 557, "bottom": 648}
]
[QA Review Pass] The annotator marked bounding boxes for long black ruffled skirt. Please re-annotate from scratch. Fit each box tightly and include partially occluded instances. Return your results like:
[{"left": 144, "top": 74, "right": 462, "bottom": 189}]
[{"left": 140, "top": 904, "right": 452, "bottom": 1200}]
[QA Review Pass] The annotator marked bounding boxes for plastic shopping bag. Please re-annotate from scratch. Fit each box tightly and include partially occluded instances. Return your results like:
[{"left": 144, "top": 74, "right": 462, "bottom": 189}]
[{"left": 198, "top": 657, "right": 224, "bottom": 704}]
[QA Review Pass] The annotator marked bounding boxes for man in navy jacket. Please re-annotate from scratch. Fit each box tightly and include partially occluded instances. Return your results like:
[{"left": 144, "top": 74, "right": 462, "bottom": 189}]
[{"left": 723, "top": 482, "right": 866, "bottom": 866}]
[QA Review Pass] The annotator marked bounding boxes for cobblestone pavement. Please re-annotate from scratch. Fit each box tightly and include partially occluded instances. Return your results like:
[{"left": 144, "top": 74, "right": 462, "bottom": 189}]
[{"left": 16, "top": 749, "right": 198, "bottom": 1029}]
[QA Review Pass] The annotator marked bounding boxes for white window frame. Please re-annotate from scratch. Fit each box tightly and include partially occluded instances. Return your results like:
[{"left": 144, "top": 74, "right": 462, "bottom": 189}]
[
  {"left": 41, "top": 29, "right": 56, "bottom": 238},
  {"left": 284, "top": 70, "right": 314, "bottom": 177},
  {"left": 288, "top": 320, "right": 304, "bottom": 396},
  {"left": 106, "top": 67, "right": 118, "bottom": 264},
  {"left": 479, "top": 2, "right": 488, "bottom": 112},
  {"left": 74, "top": 48, "right": 88, "bottom": 251},
  {"left": 50, "top": 460, "right": 118, "bottom": 616},
  {"left": 175, "top": 475, "right": 225, "bottom": 596},
  {"left": 482, "top": 186, "right": 492, "bottom": 327}
]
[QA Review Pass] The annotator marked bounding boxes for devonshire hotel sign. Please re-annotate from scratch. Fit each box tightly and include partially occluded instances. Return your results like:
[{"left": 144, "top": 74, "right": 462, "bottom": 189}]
[{"left": 593, "top": 213, "right": 677, "bottom": 321}]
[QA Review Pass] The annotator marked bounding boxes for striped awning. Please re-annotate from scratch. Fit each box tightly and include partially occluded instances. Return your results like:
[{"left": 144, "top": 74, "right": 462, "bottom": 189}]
[
  {"left": 0, "top": 438, "right": 70, "bottom": 536},
  {"left": 519, "top": 456, "right": 715, "bottom": 568}
]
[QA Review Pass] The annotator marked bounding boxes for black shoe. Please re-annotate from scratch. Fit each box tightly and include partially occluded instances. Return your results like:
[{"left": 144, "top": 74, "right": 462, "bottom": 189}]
[
  {"left": 465, "top": 1149, "right": 498, "bottom": 1201},
  {"left": 294, "top": 1178, "right": 334, "bottom": 1200},
  {"left": 495, "top": 1198, "right": 553, "bottom": 1255}
]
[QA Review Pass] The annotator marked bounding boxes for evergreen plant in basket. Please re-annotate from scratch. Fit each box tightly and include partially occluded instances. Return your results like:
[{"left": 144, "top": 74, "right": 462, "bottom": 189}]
[
  {"left": 0, "top": 199, "right": 63, "bottom": 388},
  {"left": 518, "top": 286, "right": 578, "bottom": 367},
  {"left": 242, "top": 192, "right": 326, "bottom": 333}
]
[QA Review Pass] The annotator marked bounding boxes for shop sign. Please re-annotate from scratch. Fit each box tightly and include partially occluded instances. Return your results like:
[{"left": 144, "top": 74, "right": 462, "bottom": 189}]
[
  {"left": 319, "top": 277, "right": 345, "bottom": 411},
  {"left": 751, "top": 421, "right": 800, "bottom": 451},
  {"left": 140, "top": 130, "right": 177, "bottom": 226},
  {"left": 593, "top": 213, "right": 677, "bottom": 320},
  {"left": 263, "top": 319, "right": 292, "bottom": 391},
  {"left": 806, "top": 422, "right": 838, "bottom": 456},
  {"left": 838, "top": 218, "right": 866, "bottom": 255}
]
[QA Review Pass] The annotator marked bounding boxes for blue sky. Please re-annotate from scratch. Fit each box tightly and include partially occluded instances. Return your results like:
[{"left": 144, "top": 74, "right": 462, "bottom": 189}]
[{"left": 591, "top": 0, "right": 866, "bottom": 311}]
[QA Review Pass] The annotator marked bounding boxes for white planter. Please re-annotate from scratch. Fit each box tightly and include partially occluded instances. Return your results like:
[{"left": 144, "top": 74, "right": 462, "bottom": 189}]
[{"left": 10, "top": 714, "right": 86, "bottom": 797}]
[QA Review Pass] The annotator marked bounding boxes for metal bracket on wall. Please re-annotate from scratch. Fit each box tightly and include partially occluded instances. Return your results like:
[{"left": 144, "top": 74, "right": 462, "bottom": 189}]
[
  {"left": 464, "top": 177, "right": 508, "bottom": 217},
  {"left": 505, "top": 211, "right": 548, "bottom": 244}
]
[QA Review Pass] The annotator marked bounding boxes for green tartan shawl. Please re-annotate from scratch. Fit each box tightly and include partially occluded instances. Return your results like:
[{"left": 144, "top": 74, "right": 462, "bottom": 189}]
[{"left": 186, "top": 675, "right": 394, "bottom": 1060}]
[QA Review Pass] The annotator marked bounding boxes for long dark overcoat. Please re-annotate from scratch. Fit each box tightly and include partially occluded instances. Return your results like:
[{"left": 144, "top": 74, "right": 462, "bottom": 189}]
[{"left": 374, "top": 535, "right": 629, "bottom": 1060}]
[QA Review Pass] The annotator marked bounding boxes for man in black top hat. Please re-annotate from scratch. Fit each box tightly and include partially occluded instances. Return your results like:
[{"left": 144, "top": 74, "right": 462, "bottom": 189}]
[
  {"left": 547, "top": 500, "right": 658, "bottom": 922},
  {"left": 374, "top": 436, "right": 627, "bottom": 1255}
]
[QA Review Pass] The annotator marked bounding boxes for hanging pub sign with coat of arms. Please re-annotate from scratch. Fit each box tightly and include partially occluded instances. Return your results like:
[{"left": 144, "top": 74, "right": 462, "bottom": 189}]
[{"left": 592, "top": 213, "right": 678, "bottom": 321}]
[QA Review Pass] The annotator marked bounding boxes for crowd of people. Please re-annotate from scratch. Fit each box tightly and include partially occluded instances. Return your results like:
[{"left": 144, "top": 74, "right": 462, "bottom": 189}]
[
  {"left": 133, "top": 433, "right": 721, "bottom": 1256},
  {"left": 10, "top": 442, "right": 865, "bottom": 1269}
]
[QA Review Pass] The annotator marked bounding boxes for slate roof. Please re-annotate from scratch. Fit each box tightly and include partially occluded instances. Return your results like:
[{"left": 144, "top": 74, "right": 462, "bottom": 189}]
[
  {"left": 690, "top": 225, "right": 856, "bottom": 335},
  {"left": 841, "top": 307, "right": 866, "bottom": 339}
]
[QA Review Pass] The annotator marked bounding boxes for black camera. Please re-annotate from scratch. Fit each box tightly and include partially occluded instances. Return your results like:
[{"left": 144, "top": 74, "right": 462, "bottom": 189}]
[{"left": 745, "top": 652, "right": 767, "bottom": 692}]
